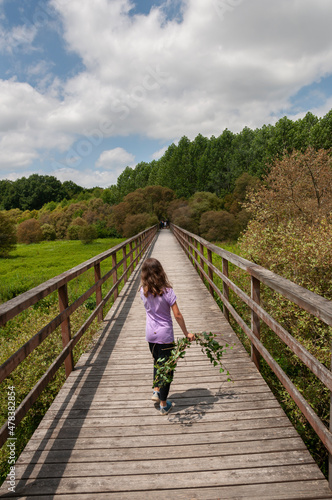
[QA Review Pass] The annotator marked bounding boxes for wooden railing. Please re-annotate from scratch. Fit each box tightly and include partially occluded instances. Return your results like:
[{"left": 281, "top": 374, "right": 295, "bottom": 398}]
[
  {"left": 171, "top": 223, "right": 332, "bottom": 485},
  {"left": 0, "top": 225, "right": 157, "bottom": 448}
]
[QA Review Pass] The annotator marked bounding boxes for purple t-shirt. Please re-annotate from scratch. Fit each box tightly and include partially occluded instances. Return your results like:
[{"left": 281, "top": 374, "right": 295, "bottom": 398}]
[{"left": 140, "top": 287, "right": 177, "bottom": 344}]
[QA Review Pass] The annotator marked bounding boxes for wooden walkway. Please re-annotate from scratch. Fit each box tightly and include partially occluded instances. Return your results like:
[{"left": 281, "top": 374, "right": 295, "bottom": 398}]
[{"left": 1, "top": 230, "right": 332, "bottom": 499}]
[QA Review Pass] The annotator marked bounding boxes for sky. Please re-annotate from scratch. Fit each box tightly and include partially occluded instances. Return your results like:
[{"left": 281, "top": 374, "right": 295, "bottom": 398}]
[{"left": 1, "top": 0, "right": 332, "bottom": 188}]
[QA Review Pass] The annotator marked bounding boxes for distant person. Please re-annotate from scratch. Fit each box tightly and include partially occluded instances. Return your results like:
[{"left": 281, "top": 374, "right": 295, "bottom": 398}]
[
  {"left": 140, "top": 258, "right": 194, "bottom": 415},
  {"left": 159, "top": 220, "right": 164, "bottom": 229}
]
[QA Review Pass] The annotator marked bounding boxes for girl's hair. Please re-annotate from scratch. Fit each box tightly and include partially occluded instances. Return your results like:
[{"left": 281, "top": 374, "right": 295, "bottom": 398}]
[{"left": 141, "top": 258, "right": 172, "bottom": 297}]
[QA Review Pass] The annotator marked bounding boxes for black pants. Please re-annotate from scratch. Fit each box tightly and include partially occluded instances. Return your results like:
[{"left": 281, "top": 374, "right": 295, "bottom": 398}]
[{"left": 149, "top": 342, "right": 175, "bottom": 402}]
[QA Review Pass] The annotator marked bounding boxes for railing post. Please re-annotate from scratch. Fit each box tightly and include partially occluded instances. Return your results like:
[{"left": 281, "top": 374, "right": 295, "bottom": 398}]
[
  {"left": 94, "top": 262, "right": 103, "bottom": 322},
  {"left": 123, "top": 246, "right": 128, "bottom": 284},
  {"left": 207, "top": 249, "right": 214, "bottom": 297},
  {"left": 222, "top": 258, "right": 230, "bottom": 323},
  {"left": 189, "top": 236, "right": 194, "bottom": 264},
  {"left": 139, "top": 235, "right": 142, "bottom": 257},
  {"left": 251, "top": 276, "right": 261, "bottom": 370},
  {"left": 58, "top": 284, "right": 74, "bottom": 378},
  {"left": 112, "top": 252, "right": 118, "bottom": 300},
  {"left": 130, "top": 241, "right": 134, "bottom": 272},
  {"left": 198, "top": 242, "right": 204, "bottom": 280},
  {"left": 193, "top": 239, "right": 198, "bottom": 271}
]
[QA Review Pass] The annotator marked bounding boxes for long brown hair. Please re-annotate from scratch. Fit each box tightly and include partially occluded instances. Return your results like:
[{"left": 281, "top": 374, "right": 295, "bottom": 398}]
[{"left": 141, "top": 258, "right": 172, "bottom": 297}]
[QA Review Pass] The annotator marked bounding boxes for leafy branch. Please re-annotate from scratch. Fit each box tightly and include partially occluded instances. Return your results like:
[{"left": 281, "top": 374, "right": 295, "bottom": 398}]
[{"left": 153, "top": 331, "right": 231, "bottom": 388}]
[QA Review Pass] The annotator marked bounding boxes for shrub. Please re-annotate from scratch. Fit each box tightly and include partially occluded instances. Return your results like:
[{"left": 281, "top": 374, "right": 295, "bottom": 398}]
[
  {"left": 41, "top": 223, "right": 56, "bottom": 241},
  {"left": 239, "top": 147, "right": 332, "bottom": 476},
  {"left": 0, "top": 212, "right": 17, "bottom": 256},
  {"left": 199, "top": 210, "right": 237, "bottom": 241},
  {"left": 67, "top": 217, "right": 87, "bottom": 240},
  {"left": 17, "top": 219, "right": 43, "bottom": 244},
  {"left": 79, "top": 225, "right": 98, "bottom": 244},
  {"left": 122, "top": 213, "right": 157, "bottom": 238}
]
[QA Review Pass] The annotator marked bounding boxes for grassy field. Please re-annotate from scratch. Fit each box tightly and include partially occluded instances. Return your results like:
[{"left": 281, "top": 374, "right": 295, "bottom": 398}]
[
  {"left": 0, "top": 238, "right": 126, "bottom": 303},
  {"left": 0, "top": 237, "right": 126, "bottom": 484}
]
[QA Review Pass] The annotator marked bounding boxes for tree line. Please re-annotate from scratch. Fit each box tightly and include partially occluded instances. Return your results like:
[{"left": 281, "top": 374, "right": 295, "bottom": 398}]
[
  {"left": 1, "top": 109, "right": 332, "bottom": 213},
  {"left": 109, "top": 109, "right": 332, "bottom": 201}
]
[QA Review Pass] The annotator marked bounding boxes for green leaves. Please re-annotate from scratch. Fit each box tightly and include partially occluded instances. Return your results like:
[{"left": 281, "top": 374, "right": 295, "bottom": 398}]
[{"left": 153, "top": 332, "right": 230, "bottom": 388}]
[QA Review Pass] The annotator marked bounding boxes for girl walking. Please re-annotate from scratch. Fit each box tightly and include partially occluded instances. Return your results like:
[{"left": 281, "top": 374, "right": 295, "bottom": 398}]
[{"left": 140, "top": 258, "right": 194, "bottom": 415}]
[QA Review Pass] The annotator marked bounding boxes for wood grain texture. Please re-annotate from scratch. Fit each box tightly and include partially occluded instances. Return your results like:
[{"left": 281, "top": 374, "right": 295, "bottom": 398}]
[{"left": 1, "top": 229, "right": 331, "bottom": 499}]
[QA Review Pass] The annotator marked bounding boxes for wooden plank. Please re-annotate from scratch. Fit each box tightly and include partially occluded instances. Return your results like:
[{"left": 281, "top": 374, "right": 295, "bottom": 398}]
[
  {"left": 6, "top": 481, "right": 331, "bottom": 500},
  {"left": 29, "top": 416, "right": 293, "bottom": 442},
  {"left": 17, "top": 436, "right": 306, "bottom": 464},
  {"left": 0, "top": 465, "right": 326, "bottom": 496},
  {"left": 14, "top": 450, "right": 315, "bottom": 479}
]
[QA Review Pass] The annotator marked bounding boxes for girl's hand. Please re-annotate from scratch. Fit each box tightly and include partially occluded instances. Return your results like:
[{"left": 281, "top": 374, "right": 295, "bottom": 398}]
[{"left": 187, "top": 333, "right": 195, "bottom": 342}]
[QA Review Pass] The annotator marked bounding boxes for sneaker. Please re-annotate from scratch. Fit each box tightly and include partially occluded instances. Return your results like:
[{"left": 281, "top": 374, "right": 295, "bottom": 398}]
[
  {"left": 151, "top": 391, "right": 160, "bottom": 403},
  {"left": 159, "top": 401, "right": 172, "bottom": 415}
]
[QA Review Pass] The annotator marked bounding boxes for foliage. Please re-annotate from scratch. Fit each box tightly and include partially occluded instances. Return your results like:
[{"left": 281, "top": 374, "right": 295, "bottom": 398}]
[
  {"left": 79, "top": 225, "right": 98, "bottom": 244},
  {"left": 199, "top": 210, "right": 237, "bottom": 242},
  {"left": 153, "top": 332, "right": 230, "bottom": 388},
  {"left": 122, "top": 213, "right": 158, "bottom": 238},
  {"left": 237, "top": 147, "right": 332, "bottom": 476},
  {"left": 112, "top": 185, "right": 175, "bottom": 235},
  {"left": 41, "top": 223, "right": 56, "bottom": 241},
  {"left": 244, "top": 147, "right": 332, "bottom": 225},
  {"left": 0, "top": 212, "right": 17, "bottom": 257},
  {"left": 17, "top": 219, "right": 43, "bottom": 244}
]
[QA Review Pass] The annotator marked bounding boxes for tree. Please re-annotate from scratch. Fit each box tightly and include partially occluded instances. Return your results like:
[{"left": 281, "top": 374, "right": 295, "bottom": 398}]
[
  {"left": 122, "top": 213, "right": 157, "bottom": 238},
  {"left": 199, "top": 211, "right": 237, "bottom": 241},
  {"left": 17, "top": 219, "right": 43, "bottom": 244},
  {"left": 41, "top": 224, "right": 56, "bottom": 241},
  {"left": 79, "top": 225, "right": 98, "bottom": 244},
  {"left": 245, "top": 147, "right": 332, "bottom": 226},
  {"left": 0, "top": 212, "right": 17, "bottom": 256},
  {"left": 15, "top": 174, "right": 65, "bottom": 210},
  {"left": 240, "top": 147, "right": 332, "bottom": 289}
]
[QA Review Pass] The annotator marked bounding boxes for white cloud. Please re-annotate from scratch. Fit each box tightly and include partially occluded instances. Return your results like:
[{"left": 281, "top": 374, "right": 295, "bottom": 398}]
[
  {"left": 0, "top": 23, "right": 37, "bottom": 54},
  {"left": 152, "top": 146, "right": 168, "bottom": 160},
  {"left": 52, "top": 166, "right": 123, "bottom": 188},
  {"left": 1, "top": 0, "right": 332, "bottom": 180},
  {"left": 96, "top": 147, "right": 135, "bottom": 170}
]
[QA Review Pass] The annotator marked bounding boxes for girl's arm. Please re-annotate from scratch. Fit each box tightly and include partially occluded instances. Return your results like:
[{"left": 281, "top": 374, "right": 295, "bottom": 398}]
[{"left": 171, "top": 302, "right": 195, "bottom": 341}]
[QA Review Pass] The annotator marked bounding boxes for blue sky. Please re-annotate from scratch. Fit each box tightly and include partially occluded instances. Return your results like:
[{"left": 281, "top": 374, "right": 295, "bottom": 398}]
[{"left": 1, "top": 0, "right": 332, "bottom": 188}]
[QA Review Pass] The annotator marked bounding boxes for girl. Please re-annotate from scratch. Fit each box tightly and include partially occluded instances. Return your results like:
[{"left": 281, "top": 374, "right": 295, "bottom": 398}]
[{"left": 140, "top": 258, "right": 194, "bottom": 415}]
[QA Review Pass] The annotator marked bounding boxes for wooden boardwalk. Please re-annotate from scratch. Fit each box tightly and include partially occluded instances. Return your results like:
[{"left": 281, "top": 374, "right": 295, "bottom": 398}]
[{"left": 1, "top": 229, "right": 332, "bottom": 499}]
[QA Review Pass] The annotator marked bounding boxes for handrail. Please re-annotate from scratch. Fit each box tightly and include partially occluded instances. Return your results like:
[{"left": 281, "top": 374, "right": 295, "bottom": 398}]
[
  {"left": 171, "top": 223, "right": 332, "bottom": 484},
  {"left": 0, "top": 225, "right": 158, "bottom": 448}
]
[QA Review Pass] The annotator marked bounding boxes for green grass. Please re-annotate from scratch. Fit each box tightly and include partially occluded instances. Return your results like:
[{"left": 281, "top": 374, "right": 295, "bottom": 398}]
[{"left": 0, "top": 238, "right": 125, "bottom": 303}]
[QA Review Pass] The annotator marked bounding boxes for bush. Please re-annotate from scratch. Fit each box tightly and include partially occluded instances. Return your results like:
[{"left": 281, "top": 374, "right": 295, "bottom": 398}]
[
  {"left": 122, "top": 213, "right": 157, "bottom": 238},
  {"left": 0, "top": 212, "right": 17, "bottom": 256},
  {"left": 67, "top": 218, "right": 87, "bottom": 240},
  {"left": 79, "top": 225, "right": 98, "bottom": 244},
  {"left": 239, "top": 147, "right": 332, "bottom": 476},
  {"left": 17, "top": 219, "right": 43, "bottom": 244},
  {"left": 199, "top": 210, "right": 237, "bottom": 241},
  {"left": 41, "top": 223, "right": 56, "bottom": 241}
]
